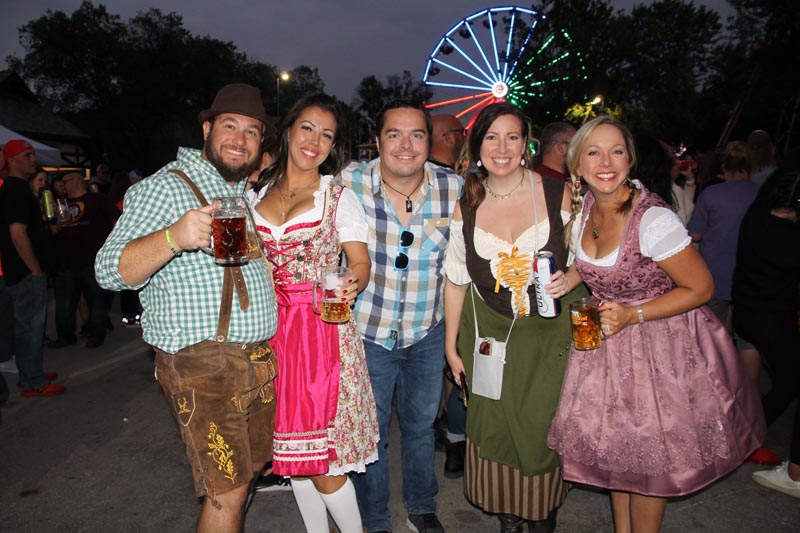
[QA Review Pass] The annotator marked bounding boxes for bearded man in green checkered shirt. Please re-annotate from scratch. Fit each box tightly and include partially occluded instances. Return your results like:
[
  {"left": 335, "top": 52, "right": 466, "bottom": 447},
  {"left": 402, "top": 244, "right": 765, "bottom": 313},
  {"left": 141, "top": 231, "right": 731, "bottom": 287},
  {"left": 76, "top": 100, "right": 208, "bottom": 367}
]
[{"left": 96, "top": 84, "right": 278, "bottom": 532}]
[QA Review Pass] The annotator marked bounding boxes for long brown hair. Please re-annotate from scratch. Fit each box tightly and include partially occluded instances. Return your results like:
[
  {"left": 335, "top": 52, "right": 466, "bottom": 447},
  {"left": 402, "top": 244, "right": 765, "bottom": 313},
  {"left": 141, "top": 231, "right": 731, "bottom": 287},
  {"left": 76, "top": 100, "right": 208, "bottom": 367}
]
[
  {"left": 458, "top": 102, "right": 534, "bottom": 212},
  {"left": 253, "top": 93, "right": 348, "bottom": 194}
]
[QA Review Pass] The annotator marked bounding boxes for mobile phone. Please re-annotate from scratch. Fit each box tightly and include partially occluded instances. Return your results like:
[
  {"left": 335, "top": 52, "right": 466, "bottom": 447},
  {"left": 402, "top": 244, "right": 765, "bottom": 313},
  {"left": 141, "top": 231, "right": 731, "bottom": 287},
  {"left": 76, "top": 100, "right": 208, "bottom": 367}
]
[{"left": 459, "top": 371, "right": 469, "bottom": 407}]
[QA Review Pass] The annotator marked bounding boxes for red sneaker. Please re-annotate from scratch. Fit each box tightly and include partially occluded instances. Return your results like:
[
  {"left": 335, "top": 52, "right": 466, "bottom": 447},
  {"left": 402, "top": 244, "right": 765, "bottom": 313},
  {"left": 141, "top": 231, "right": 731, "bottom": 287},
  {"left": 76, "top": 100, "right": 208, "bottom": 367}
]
[
  {"left": 17, "top": 372, "right": 59, "bottom": 388},
  {"left": 748, "top": 447, "right": 783, "bottom": 466},
  {"left": 21, "top": 383, "right": 67, "bottom": 397}
]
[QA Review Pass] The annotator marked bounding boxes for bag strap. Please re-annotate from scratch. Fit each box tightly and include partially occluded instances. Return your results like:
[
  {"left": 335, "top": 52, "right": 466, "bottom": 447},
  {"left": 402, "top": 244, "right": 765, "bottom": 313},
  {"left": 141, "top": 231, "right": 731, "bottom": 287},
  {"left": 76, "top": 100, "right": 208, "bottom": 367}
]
[
  {"left": 168, "top": 169, "right": 248, "bottom": 342},
  {"left": 471, "top": 283, "right": 517, "bottom": 343}
]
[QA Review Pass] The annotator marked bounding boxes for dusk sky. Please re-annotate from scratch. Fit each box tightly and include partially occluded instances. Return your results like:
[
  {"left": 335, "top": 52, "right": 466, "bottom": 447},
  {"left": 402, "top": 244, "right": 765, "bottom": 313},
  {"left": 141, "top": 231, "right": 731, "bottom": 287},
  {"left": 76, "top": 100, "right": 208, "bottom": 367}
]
[{"left": 2, "top": 1, "right": 734, "bottom": 102}]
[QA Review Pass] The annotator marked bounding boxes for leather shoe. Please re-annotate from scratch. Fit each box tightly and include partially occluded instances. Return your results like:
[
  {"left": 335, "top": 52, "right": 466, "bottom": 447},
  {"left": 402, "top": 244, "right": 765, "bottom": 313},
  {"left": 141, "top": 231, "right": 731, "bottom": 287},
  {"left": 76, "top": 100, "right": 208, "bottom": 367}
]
[
  {"left": 444, "top": 440, "right": 465, "bottom": 478},
  {"left": 86, "top": 337, "right": 105, "bottom": 348},
  {"left": 47, "top": 338, "right": 77, "bottom": 349},
  {"left": 21, "top": 383, "right": 67, "bottom": 397}
]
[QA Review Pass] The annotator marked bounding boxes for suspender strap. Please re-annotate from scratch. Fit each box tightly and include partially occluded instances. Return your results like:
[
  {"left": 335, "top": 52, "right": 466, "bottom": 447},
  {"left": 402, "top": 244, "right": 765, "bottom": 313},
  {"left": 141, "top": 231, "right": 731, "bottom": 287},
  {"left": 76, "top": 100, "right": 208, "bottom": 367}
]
[{"left": 168, "top": 169, "right": 249, "bottom": 341}]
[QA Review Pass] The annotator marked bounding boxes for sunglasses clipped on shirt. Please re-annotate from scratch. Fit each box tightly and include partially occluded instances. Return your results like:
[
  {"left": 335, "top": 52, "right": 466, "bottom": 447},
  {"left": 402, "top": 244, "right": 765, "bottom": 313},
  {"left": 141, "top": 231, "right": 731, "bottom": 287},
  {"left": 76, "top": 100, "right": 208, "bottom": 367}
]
[{"left": 394, "top": 229, "right": 414, "bottom": 271}]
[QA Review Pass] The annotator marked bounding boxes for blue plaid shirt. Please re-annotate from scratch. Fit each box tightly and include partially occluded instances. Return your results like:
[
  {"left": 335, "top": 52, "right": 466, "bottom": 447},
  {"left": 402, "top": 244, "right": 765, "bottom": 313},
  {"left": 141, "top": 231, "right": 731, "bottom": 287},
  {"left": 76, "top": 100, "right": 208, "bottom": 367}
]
[{"left": 340, "top": 160, "right": 462, "bottom": 349}]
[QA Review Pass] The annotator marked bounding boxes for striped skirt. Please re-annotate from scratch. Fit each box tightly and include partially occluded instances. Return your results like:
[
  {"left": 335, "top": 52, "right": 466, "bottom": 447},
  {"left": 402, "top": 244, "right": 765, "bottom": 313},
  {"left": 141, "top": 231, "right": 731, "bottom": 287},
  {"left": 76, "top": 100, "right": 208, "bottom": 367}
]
[{"left": 464, "top": 439, "right": 568, "bottom": 520}]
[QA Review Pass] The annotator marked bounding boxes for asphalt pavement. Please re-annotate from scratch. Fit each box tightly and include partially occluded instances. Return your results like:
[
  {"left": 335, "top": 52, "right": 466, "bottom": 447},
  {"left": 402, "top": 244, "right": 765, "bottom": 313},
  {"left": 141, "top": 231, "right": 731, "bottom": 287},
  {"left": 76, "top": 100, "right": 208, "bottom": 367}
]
[{"left": 1, "top": 303, "right": 798, "bottom": 532}]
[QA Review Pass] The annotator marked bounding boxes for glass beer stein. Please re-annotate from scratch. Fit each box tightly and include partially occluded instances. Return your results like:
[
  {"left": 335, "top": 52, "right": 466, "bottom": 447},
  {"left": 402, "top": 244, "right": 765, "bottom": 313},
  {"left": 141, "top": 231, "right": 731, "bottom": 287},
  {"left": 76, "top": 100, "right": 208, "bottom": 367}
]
[
  {"left": 313, "top": 266, "right": 352, "bottom": 323},
  {"left": 570, "top": 297, "right": 602, "bottom": 350},
  {"left": 210, "top": 197, "right": 249, "bottom": 266}
]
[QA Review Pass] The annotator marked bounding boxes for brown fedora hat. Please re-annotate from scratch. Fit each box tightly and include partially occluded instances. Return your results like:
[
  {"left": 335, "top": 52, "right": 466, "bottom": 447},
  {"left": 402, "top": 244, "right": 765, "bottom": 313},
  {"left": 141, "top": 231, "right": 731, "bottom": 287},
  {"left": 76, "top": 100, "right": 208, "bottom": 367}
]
[{"left": 198, "top": 83, "right": 275, "bottom": 134}]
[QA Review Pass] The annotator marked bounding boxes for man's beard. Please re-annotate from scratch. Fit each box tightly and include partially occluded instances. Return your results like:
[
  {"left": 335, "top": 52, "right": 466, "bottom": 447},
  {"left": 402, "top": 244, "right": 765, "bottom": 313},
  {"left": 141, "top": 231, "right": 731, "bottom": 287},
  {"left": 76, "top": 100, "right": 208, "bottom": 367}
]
[{"left": 204, "top": 143, "right": 259, "bottom": 183}]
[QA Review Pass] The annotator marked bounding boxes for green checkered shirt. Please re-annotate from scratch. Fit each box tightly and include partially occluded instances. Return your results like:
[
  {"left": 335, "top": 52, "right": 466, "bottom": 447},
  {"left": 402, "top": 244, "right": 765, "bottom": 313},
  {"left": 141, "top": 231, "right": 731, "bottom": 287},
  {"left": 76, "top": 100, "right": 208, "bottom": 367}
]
[{"left": 95, "top": 148, "right": 278, "bottom": 353}]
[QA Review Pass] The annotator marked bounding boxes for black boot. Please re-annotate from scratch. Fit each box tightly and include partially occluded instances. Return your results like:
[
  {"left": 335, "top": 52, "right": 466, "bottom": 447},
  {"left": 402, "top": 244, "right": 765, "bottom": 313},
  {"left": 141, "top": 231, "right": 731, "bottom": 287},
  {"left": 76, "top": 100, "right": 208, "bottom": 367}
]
[
  {"left": 499, "top": 513, "right": 526, "bottom": 533},
  {"left": 444, "top": 440, "right": 465, "bottom": 478},
  {"left": 527, "top": 508, "right": 558, "bottom": 533}
]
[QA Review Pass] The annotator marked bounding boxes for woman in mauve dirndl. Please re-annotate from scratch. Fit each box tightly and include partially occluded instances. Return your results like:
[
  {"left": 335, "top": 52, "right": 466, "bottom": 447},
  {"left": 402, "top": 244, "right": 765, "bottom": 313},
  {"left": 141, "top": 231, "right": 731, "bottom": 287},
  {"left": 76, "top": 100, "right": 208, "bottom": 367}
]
[{"left": 547, "top": 115, "right": 765, "bottom": 532}]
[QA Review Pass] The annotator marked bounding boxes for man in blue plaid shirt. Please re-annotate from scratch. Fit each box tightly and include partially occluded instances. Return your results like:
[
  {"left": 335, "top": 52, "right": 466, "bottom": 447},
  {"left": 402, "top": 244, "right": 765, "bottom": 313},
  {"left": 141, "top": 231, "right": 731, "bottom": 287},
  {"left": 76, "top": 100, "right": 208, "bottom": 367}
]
[
  {"left": 96, "top": 84, "right": 278, "bottom": 532},
  {"left": 341, "top": 101, "right": 462, "bottom": 533}
]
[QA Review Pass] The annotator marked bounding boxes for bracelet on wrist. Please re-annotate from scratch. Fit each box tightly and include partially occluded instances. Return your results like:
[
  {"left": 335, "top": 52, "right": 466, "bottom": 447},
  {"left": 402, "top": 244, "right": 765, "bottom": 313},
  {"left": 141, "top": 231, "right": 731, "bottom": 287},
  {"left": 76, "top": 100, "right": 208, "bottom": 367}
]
[
  {"left": 636, "top": 305, "right": 645, "bottom": 324},
  {"left": 165, "top": 228, "right": 182, "bottom": 257}
]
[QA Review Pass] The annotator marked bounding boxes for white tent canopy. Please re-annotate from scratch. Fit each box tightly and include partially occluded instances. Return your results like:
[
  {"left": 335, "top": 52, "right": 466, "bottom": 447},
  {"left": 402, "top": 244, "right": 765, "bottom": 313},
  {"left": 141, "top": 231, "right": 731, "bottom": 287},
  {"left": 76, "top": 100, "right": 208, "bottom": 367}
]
[{"left": 0, "top": 123, "right": 62, "bottom": 167}]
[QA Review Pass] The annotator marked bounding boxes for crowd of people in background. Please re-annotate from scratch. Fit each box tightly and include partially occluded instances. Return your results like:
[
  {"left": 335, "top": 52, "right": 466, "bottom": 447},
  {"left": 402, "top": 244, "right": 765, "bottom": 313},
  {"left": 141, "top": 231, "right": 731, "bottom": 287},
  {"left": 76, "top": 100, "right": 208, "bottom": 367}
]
[
  {"left": 1, "top": 83, "right": 798, "bottom": 533},
  {"left": 0, "top": 154, "right": 146, "bottom": 400}
]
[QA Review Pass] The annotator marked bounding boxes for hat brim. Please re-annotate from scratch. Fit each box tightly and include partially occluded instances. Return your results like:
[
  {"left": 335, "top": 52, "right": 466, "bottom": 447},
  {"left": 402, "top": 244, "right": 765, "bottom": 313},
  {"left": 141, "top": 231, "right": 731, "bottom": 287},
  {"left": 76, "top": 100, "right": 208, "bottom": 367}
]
[{"left": 197, "top": 109, "right": 276, "bottom": 136}]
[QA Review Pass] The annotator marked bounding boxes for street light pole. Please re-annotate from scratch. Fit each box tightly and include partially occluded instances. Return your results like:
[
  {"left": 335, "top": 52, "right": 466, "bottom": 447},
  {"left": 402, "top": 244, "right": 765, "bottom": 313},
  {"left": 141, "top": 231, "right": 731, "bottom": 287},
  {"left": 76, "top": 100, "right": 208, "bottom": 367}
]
[{"left": 276, "top": 70, "right": 290, "bottom": 116}]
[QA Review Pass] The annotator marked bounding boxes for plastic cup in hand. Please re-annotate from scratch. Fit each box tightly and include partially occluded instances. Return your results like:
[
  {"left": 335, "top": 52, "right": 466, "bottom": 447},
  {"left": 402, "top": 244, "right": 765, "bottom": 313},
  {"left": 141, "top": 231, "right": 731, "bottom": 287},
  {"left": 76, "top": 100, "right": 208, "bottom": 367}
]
[
  {"left": 56, "top": 199, "right": 71, "bottom": 223},
  {"left": 313, "top": 266, "right": 351, "bottom": 323}
]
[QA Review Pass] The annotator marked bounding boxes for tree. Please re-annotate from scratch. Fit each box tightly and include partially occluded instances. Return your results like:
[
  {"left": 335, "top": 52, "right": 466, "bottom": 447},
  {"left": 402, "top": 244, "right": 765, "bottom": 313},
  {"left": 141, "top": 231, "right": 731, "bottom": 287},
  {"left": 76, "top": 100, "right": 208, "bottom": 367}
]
[
  {"left": 350, "top": 70, "right": 431, "bottom": 144},
  {"left": 6, "top": 1, "right": 281, "bottom": 172},
  {"left": 711, "top": 0, "right": 799, "bottom": 153},
  {"left": 530, "top": 0, "right": 726, "bottom": 149},
  {"left": 275, "top": 65, "right": 326, "bottom": 117}
]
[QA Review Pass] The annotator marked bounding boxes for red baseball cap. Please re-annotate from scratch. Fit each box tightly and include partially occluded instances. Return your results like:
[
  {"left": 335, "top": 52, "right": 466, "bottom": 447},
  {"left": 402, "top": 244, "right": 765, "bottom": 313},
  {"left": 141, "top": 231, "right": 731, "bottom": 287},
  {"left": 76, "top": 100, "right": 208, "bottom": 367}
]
[{"left": 1, "top": 139, "right": 34, "bottom": 171}]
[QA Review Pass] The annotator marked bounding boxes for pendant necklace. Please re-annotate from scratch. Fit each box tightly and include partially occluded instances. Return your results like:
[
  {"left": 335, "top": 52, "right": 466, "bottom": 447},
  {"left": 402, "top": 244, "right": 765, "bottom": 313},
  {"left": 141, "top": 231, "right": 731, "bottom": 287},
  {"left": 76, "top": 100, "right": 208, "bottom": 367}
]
[
  {"left": 274, "top": 177, "right": 319, "bottom": 221},
  {"left": 382, "top": 174, "right": 425, "bottom": 213},
  {"left": 591, "top": 207, "right": 604, "bottom": 239},
  {"left": 484, "top": 170, "right": 525, "bottom": 200}
]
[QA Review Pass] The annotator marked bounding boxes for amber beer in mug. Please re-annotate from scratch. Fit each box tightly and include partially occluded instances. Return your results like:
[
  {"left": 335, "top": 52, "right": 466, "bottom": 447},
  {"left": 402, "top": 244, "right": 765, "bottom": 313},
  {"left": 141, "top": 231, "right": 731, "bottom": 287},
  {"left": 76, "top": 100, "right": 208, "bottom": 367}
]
[
  {"left": 570, "top": 297, "right": 602, "bottom": 350},
  {"left": 313, "top": 267, "right": 351, "bottom": 323},
  {"left": 211, "top": 197, "right": 249, "bottom": 266}
]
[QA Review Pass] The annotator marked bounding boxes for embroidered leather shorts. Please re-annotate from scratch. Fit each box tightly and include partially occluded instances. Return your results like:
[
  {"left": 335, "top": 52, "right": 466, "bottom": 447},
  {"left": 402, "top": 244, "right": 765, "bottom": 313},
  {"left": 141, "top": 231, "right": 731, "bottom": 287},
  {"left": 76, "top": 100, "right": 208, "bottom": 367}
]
[{"left": 154, "top": 339, "right": 277, "bottom": 498}]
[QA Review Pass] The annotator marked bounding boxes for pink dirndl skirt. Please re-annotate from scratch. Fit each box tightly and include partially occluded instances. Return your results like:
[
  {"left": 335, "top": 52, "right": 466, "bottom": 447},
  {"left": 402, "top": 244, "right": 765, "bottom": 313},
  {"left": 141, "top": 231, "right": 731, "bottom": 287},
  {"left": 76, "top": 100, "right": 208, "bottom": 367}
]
[{"left": 270, "top": 281, "right": 341, "bottom": 476}]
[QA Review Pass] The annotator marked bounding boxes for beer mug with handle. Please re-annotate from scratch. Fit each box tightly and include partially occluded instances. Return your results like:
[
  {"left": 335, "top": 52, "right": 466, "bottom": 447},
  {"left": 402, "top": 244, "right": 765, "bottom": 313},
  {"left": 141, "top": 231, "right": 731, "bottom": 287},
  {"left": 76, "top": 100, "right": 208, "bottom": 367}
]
[
  {"left": 208, "top": 197, "right": 249, "bottom": 266},
  {"left": 570, "top": 297, "right": 602, "bottom": 350},
  {"left": 313, "top": 266, "right": 351, "bottom": 323}
]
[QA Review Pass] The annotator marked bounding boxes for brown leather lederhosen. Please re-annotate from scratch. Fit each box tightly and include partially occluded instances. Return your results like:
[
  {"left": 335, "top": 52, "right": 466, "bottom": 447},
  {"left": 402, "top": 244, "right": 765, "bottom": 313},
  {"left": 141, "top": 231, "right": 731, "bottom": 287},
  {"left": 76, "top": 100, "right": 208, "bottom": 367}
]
[{"left": 153, "top": 169, "right": 278, "bottom": 499}]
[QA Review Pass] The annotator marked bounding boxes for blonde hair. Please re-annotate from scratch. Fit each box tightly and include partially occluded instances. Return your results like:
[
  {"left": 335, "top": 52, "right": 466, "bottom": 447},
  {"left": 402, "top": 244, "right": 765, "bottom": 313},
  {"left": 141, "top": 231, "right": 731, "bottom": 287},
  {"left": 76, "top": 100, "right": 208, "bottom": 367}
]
[
  {"left": 565, "top": 115, "right": 638, "bottom": 224},
  {"left": 563, "top": 177, "right": 583, "bottom": 253},
  {"left": 566, "top": 115, "right": 637, "bottom": 178}
]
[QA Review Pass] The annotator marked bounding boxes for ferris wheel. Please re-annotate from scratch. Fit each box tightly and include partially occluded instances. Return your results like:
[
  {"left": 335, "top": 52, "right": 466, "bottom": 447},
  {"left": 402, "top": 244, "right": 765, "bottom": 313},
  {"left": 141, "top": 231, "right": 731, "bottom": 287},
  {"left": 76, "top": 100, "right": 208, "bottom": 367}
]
[{"left": 422, "top": 6, "right": 586, "bottom": 128}]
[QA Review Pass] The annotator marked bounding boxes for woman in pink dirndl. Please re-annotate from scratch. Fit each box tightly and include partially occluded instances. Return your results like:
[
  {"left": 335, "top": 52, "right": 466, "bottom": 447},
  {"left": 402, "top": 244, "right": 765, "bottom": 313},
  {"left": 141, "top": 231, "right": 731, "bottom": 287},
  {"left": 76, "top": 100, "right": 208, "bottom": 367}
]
[{"left": 249, "top": 94, "right": 378, "bottom": 533}]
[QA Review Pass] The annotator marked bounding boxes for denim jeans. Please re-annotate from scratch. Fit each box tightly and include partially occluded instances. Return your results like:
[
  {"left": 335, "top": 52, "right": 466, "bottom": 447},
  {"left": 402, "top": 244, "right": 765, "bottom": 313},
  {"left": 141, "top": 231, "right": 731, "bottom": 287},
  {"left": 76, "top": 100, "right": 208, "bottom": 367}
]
[
  {"left": 0, "top": 277, "right": 14, "bottom": 362},
  {"left": 353, "top": 322, "right": 445, "bottom": 532},
  {"left": 446, "top": 382, "right": 467, "bottom": 440},
  {"left": 53, "top": 265, "right": 109, "bottom": 341},
  {"left": 7, "top": 274, "right": 48, "bottom": 389}
]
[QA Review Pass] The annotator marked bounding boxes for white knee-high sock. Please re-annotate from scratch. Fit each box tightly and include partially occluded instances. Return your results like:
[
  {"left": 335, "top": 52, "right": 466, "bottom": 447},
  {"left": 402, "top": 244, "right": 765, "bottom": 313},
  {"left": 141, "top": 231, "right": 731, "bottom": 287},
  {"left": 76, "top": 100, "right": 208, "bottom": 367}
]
[
  {"left": 319, "top": 477, "right": 362, "bottom": 533},
  {"left": 291, "top": 478, "right": 329, "bottom": 533}
]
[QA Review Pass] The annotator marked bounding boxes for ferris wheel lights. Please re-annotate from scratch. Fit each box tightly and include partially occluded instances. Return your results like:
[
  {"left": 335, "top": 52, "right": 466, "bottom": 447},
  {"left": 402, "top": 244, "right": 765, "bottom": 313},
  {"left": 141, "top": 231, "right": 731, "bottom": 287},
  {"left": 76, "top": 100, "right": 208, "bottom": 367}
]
[
  {"left": 424, "top": 92, "right": 493, "bottom": 109},
  {"left": 423, "top": 6, "right": 584, "bottom": 126}
]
